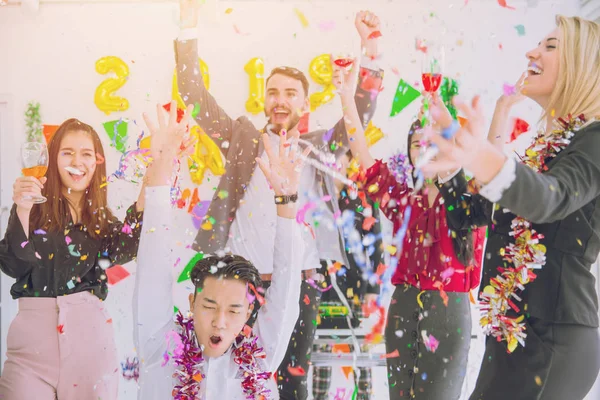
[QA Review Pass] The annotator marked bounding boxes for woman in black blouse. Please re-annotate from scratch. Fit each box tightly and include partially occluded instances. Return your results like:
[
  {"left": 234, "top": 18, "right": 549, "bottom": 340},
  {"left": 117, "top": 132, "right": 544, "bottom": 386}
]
[
  {"left": 0, "top": 102, "right": 193, "bottom": 400},
  {"left": 423, "top": 16, "right": 600, "bottom": 400}
]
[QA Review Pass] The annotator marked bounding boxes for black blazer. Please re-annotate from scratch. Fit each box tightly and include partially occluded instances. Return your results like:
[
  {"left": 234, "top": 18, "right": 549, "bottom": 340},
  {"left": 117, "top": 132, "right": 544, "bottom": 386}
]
[{"left": 439, "top": 121, "right": 600, "bottom": 328}]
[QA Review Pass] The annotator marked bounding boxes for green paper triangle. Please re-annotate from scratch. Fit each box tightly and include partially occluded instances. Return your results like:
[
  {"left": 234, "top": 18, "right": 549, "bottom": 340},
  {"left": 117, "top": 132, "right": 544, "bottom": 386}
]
[
  {"left": 103, "top": 119, "right": 128, "bottom": 154},
  {"left": 174, "top": 306, "right": 179, "bottom": 314},
  {"left": 177, "top": 252, "right": 204, "bottom": 283},
  {"left": 390, "top": 79, "right": 421, "bottom": 117}
]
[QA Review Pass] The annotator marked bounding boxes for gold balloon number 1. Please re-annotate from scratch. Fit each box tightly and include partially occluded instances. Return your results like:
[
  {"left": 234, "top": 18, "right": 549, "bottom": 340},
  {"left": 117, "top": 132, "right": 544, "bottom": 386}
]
[{"left": 94, "top": 54, "right": 337, "bottom": 115}]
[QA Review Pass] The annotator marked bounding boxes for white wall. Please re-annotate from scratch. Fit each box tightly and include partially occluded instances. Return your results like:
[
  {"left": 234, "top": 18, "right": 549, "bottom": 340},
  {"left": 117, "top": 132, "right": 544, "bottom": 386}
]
[{"left": 2, "top": 1, "right": 594, "bottom": 399}]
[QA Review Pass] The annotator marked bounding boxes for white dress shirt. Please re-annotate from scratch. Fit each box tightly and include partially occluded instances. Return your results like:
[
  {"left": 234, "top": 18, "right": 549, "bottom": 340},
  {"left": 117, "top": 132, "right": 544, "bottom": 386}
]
[
  {"left": 133, "top": 186, "right": 304, "bottom": 400},
  {"left": 227, "top": 133, "right": 318, "bottom": 273}
]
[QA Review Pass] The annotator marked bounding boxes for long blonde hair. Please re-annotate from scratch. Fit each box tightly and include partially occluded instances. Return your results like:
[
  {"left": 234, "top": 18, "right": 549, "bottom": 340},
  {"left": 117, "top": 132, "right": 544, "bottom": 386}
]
[{"left": 544, "top": 15, "right": 600, "bottom": 123}]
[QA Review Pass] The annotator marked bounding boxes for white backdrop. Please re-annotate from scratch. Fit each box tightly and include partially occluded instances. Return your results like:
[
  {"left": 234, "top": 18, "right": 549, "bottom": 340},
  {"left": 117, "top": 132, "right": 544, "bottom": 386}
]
[{"left": 1, "top": 0, "right": 593, "bottom": 399}]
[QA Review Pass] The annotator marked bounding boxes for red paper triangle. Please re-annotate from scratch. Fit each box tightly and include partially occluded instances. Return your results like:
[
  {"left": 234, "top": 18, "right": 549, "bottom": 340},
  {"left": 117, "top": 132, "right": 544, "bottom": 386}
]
[{"left": 107, "top": 264, "right": 130, "bottom": 286}]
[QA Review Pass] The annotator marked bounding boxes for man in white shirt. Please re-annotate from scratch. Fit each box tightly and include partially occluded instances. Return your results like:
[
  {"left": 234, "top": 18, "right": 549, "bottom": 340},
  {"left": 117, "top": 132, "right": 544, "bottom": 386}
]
[
  {"left": 175, "top": 2, "right": 383, "bottom": 397},
  {"left": 134, "top": 125, "right": 308, "bottom": 399}
]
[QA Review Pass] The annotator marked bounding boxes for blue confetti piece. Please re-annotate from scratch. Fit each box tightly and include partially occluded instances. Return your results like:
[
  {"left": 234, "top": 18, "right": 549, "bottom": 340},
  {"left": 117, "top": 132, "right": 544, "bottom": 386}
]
[
  {"left": 33, "top": 229, "right": 47, "bottom": 235},
  {"left": 66, "top": 280, "right": 75, "bottom": 290}
]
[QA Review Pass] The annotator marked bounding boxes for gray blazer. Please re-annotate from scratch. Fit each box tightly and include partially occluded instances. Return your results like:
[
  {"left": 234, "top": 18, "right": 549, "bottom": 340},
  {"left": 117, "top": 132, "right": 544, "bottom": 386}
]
[
  {"left": 174, "top": 39, "right": 383, "bottom": 260},
  {"left": 439, "top": 121, "right": 600, "bottom": 328}
]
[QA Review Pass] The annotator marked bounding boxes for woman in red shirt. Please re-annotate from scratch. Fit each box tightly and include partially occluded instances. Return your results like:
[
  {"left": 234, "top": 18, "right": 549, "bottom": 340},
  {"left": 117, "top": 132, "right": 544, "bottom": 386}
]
[{"left": 334, "top": 66, "right": 485, "bottom": 399}]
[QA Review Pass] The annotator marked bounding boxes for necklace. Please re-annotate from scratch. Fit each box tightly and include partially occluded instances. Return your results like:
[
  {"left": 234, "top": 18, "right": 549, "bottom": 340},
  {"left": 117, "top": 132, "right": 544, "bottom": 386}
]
[
  {"left": 168, "top": 312, "right": 272, "bottom": 399},
  {"left": 479, "top": 114, "right": 590, "bottom": 353}
]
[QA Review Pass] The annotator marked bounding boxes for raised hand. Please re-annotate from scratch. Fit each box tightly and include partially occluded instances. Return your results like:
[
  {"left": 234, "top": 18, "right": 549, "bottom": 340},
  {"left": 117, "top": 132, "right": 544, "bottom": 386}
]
[
  {"left": 355, "top": 10, "right": 381, "bottom": 43},
  {"left": 421, "top": 96, "right": 490, "bottom": 176},
  {"left": 13, "top": 176, "right": 46, "bottom": 212},
  {"left": 355, "top": 10, "right": 381, "bottom": 58},
  {"left": 498, "top": 72, "right": 527, "bottom": 110},
  {"left": 332, "top": 57, "right": 358, "bottom": 100},
  {"left": 179, "top": 0, "right": 199, "bottom": 29},
  {"left": 142, "top": 101, "right": 195, "bottom": 162},
  {"left": 256, "top": 131, "right": 311, "bottom": 196}
]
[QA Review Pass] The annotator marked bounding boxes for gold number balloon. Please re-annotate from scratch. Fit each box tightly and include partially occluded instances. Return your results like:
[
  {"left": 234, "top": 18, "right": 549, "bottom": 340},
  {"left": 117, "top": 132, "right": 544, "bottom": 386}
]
[
  {"left": 172, "top": 58, "right": 210, "bottom": 110},
  {"left": 94, "top": 56, "right": 130, "bottom": 115},
  {"left": 188, "top": 125, "right": 225, "bottom": 185},
  {"left": 308, "top": 54, "right": 336, "bottom": 112},
  {"left": 244, "top": 57, "right": 265, "bottom": 114}
]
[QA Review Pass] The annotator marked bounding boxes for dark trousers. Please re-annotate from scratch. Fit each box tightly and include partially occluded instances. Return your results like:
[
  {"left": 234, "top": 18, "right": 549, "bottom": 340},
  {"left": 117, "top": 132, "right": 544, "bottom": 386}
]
[
  {"left": 248, "top": 280, "right": 322, "bottom": 400},
  {"left": 385, "top": 285, "right": 471, "bottom": 400},
  {"left": 470, "top": 317, "right": 600, "bottom": 400}
]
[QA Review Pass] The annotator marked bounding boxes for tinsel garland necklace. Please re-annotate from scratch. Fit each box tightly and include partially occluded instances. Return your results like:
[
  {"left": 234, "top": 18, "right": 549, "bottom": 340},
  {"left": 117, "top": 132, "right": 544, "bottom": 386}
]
[
  {"left": 478, "top": 114, "right": 590, "bottom": 353},
  {"left": 167, "top": 312, "right": 271, "bottom": 399}
]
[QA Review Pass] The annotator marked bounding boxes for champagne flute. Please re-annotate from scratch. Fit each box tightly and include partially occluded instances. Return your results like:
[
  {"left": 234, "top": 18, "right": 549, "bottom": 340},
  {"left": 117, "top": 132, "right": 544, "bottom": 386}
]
[{"left": 21, "top": 141, "right": 49, "bottom": 204}]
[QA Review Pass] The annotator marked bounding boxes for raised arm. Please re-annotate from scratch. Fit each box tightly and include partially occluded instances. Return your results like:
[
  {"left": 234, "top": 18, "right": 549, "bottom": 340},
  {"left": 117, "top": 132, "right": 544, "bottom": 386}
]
[
  {"left": 133, "top": 103, "right": 192, "bottom": 399},
  {"left": 254, "top": 215, "right": 304, "bottom": 370},
  {"left": 253, "top": 131, "right": 309, "bottom": 370},
  {"left": 301, "top": 11, "right": 384, "bottom": 152},
  {"left": 174, "top": 0, "right": 238, "bottom": 156}
]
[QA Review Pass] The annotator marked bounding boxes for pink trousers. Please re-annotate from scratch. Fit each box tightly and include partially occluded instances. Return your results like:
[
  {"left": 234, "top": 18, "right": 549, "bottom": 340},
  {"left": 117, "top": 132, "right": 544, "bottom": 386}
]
[{"left": 0, "top": 292, "right": 118, "bottom": 400}]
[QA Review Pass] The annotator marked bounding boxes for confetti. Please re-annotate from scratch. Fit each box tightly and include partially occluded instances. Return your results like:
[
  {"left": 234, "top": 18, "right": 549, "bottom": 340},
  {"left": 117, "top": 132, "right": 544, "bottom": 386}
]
[
  {"left": 67, "top": 244, "right": 80, "bottom": 257},
  {"left": 515, "top": 24, "right": 526, "bottom": 36},
  {"left": 33, "top": 229, "right": 46, "bottom": 235},
  {"left": 57, "top": 324, "right": 65, "bottom": 334},
  {"left": 66, "top": 280, "right": 75, "bottom": 290},
  {"left": 103, "top": 119, "right": 128, "bottom": 154},
  {"left": 317, "top": 20, "right": 335, "bottom": 32},
  {"left": 368, "top": 30, "right": 382, "bottom": 39},
  {"left": 286, "top": 365, "right": 306, "bottom": 376},
  {"left": 121, "top": 357, "right": 140, "bottom": 382},
  {"left": 422, "top": 331, "right": 440, "bottom": 353},
  {"left": 106, "top": 265, "right": 130, "bottom": 286},
  {"left": 381, "top": 349, "right": 400, "bottom": 359},
  {"left": 509, "top": 118, "right": 530, "bottom": 143},
  {"left": 293, "top": 8, "right": 309, "bottom": 27},
  {"left": 498, "top": 0, "right": 516, "bottom": 9}
]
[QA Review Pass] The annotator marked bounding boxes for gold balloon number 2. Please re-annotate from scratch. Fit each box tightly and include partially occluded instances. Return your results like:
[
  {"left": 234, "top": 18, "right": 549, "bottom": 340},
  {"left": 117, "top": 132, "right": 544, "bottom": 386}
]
[
  {"left": 94, "top": 56, "right": 130, "bottom": 115},
  {"left": 94, "top": 54, "right": 337, "bottom": 116}
]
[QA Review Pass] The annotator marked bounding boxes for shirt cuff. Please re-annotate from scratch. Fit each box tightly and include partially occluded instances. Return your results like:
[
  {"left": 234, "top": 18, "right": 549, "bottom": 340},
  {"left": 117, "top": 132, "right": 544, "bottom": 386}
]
[
  {"left": 479, "top": 157, "right": 517, "bottom": 203},
  {"left": 360, "top": 55, "right": 379, "bottom": 71},
  {"left": 177, "top": 28, "right": 197, "bottom": 42},
  {"left": 437, "top": 168, "right": 461, "bottom": 184}
]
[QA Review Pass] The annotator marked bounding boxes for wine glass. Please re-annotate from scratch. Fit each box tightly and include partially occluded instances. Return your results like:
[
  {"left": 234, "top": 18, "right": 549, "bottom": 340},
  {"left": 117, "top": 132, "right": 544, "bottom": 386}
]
[{"left": 21, "top": 141, "right": 49, "bottom": 204}]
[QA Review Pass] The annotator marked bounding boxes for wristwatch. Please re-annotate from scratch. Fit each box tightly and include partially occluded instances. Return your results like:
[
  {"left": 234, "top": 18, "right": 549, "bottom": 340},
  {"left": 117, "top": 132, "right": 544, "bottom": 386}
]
[{"left": 274, "top": 193, "right": 298, "bottom": 205}]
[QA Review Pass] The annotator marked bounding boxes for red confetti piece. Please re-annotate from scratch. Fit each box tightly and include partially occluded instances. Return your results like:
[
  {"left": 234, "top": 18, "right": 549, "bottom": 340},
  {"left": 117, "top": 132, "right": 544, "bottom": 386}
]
[
  {"left": 303, "top": 294, "right": 310, "bottom": 305},
  {"left": 107, "top": 265, "right": 130, "bottom": 286},
  {"left": 367, "top": 30, "right": 382, "bottom": 39},
  {"left": 497, "top": 0, "right": 516, "bottom": 10},
  {"left": 162, "top": 103, "right": 185, "bottom": 123},
  {"left": 57, "top": 324, "right": 65, "bottom": 334},
  {"left": 381, "top": 349, "right": 400, "bottom": 359},
  {"left": 509, "top": 118, "right": 530, "bottom": 142},
  {"left": 286, "top": 365, "right": 306, "bottom": 376},
  {"left": 106, "top": 318, "right": 113, "bottom": 324}
]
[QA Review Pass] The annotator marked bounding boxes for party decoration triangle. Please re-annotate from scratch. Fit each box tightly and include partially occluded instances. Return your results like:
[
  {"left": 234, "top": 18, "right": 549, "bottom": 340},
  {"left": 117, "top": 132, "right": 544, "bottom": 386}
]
[
  {"left": 390, "top": 79, "right": 420, "bottom": 117},
  {"left": 103, "top": 119, "right": 128, "bottom": 154},
  {"left": 178, "top": 252, "right": 204, "bottom": 283}
]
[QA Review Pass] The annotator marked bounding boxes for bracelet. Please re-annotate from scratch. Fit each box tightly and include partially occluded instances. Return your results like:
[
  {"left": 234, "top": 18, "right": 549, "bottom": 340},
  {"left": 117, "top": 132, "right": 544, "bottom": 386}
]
[
  {"left": 441, "top": 120, "right": 461, "bottom": 140},
  {"left": 274, "top": 193, "right": 298, "bottom": 205}
]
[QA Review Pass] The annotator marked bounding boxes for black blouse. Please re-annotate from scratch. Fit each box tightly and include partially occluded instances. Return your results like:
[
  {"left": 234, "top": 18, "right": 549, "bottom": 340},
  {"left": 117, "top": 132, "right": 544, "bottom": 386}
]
[{"left": 0, "top": 203, "right": 143, "bottom": 300}]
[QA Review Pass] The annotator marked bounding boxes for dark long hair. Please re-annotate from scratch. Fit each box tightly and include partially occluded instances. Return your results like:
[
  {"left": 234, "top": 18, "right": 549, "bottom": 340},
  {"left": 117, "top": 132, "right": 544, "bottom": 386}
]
[
  {"left": 406, "top": 120, "right": 475, "bottom": 266},
  {"left": 29, "top": 118, "right": 115, "bottom": 239}
]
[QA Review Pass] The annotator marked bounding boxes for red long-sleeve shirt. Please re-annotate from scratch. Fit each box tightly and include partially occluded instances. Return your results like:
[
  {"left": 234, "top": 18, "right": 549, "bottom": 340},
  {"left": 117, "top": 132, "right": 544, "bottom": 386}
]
[{"left": 364, "top": 160, "right": 484, "bottom": 292}]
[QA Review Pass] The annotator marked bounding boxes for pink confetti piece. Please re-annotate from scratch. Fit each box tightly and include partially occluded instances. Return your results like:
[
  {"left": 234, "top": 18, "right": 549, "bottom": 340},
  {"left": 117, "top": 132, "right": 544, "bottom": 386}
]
[
  {"left": 440, "top": 267, "right": 455, "bottom": 281},
  {"left": 422, "top": 331, "right": 440, "bottom": 353},
  {"left": 65, "top": 236, "right": 72, "bottom": 245},
  {"left": 121, "top": 224, "right": 133, "bottom": 234},
  {"left": 33, "top": 229, "right": 46, "bottom": 235},
  {"left": 317, "top": 20, "right": 336, "bottom": 32},
  {"left": 503, "top": 83, "right": 517, "bottom": 96},
  {"left": 21, "top": 241, "right": 28, "bottom": 248}
]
